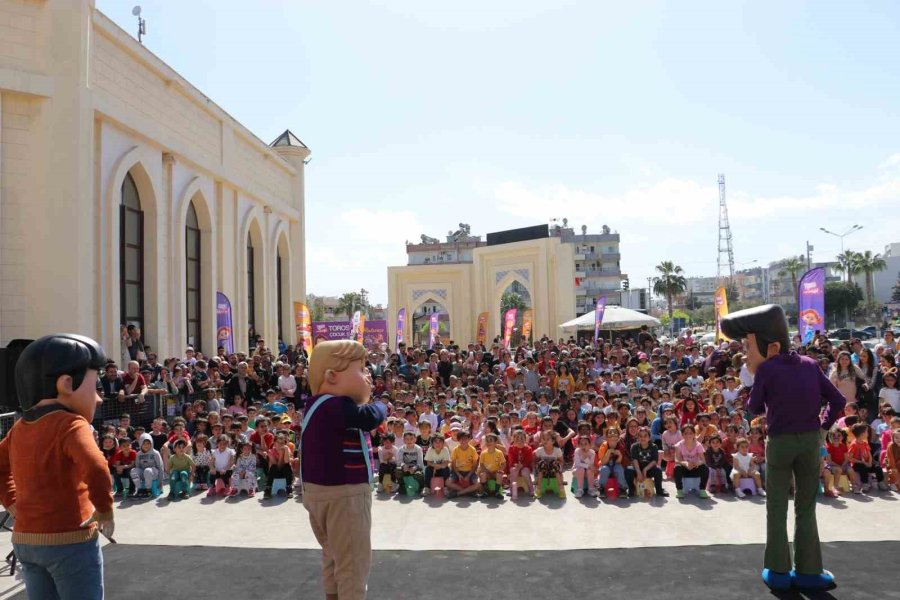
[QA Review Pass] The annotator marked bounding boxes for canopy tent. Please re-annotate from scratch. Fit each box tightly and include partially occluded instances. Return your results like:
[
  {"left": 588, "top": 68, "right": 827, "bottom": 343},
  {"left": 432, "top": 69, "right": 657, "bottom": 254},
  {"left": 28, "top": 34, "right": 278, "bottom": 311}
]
[{"left": 559, "top": 306, "right": 661, "bottom": 332}]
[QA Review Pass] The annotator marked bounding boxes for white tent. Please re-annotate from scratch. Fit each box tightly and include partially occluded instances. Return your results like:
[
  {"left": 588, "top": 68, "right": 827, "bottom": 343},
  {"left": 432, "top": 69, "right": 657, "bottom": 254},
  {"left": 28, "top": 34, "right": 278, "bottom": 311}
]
[{"left": 559, "top": 305, "right": 661, "bottom": 332}]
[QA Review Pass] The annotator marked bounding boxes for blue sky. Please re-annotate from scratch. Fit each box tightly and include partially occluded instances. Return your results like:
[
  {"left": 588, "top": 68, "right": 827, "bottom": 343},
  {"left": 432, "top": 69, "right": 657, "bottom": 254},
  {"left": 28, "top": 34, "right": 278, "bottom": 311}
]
[{"left": 98, "top": 0, "right": 900, "bottom": 304}]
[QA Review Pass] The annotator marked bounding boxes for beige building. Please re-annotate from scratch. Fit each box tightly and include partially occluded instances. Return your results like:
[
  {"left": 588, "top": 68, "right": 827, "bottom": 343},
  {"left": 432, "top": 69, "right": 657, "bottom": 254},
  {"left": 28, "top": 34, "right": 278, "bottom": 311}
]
[
  {"left": 0, "top": 0, "right": 308, "bottom": 359},
  {"left": 388, "top": 226, "right": 575, "bottom": 346}
]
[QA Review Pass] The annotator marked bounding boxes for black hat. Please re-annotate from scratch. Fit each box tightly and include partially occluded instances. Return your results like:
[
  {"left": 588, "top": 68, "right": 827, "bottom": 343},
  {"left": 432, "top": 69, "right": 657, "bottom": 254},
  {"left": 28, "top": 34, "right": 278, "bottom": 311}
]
[{"left": 721, "top": 304, "right": 789, "bottom": 357}]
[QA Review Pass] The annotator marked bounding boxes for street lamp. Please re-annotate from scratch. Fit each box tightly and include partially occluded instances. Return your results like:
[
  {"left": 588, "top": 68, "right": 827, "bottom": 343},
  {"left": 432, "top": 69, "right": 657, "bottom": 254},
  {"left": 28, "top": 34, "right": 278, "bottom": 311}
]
[{"left": 819, "top": 225, "right": 863, "bottom": 254}]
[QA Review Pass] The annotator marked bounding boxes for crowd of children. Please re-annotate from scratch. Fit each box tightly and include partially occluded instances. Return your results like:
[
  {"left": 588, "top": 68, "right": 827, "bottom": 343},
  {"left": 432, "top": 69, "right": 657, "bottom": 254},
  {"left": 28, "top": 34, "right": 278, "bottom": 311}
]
[{"left": 92, "top": 327, "right": 900, "bottom": 504}]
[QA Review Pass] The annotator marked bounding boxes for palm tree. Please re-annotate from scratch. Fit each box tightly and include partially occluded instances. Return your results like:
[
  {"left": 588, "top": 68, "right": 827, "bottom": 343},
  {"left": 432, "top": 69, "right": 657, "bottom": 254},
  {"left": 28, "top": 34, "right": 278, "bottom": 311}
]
[
  {"left": 652, "top": 261, "right": 687, "bottom": 324},
  {"left": 778, "top": 256, "right": 806, "bottom": 309},
  {"left": 336, "top": 292, "right": 365, "bottom": 319},
  {"left": 836, "top": 250, "right": 862, "bottom": 285},
  {"left": 856, "top": 250, "right": 887, "bottom": 311}
]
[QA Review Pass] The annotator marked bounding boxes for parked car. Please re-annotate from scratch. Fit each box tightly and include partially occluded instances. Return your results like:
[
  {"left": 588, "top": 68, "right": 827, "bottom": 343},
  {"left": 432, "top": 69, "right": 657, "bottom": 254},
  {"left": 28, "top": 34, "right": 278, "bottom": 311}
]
[
  {"left": 828, "top": 328, "right": 874, "bottom": 340},
  {"left": 861, "top": 326, "right": 877, "bottom": 336}
]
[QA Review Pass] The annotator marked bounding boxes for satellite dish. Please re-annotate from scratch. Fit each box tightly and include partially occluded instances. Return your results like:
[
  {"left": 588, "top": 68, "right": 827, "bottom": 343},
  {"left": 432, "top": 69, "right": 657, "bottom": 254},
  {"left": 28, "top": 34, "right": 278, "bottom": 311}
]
[{"left": 132, "top": 5, "right": 142, "bottom": 16}]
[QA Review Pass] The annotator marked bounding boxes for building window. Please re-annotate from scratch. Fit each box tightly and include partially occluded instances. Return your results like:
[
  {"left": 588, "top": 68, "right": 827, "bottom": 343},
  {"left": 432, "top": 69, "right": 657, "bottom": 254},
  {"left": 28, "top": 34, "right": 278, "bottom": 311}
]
[
  {"left": 120, "top": 172, "right": 144, "bottom": 335},
  {"left": 186, "top": 202, "right": 201, "bottom": 350},
  {"left": 247, "top": 241, "right": 256, "bottom": 338},
  {"left": 276, "top": 251, "right": 284, "bottom": 343}
]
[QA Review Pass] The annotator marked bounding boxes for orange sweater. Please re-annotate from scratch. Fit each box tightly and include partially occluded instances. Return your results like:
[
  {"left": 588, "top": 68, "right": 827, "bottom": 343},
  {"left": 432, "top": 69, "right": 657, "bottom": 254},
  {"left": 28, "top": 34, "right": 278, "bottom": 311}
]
[{"left": 0, "top": 409, "right": 113, "bottom": 545}]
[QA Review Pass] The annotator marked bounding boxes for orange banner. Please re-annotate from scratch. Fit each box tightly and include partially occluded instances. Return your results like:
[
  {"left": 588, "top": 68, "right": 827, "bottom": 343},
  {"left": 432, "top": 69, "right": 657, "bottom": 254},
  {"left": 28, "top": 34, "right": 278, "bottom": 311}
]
[
  {"left": 294, "top": 302, "right": 312, "bottom": 354},
  {"left": 475, "top": 312, "right": 489, "bottom": 346},
  {"left": 521, "top": 309, "right": 533, "bottom": 342}
]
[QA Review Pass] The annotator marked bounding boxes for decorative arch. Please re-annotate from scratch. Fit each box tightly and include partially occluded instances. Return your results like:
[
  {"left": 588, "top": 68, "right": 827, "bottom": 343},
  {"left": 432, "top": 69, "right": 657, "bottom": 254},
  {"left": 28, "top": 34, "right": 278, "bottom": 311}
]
[
  {"left": 242, "top": 214, "right": 266, "bottom": 350},
  {"left": 409, "top": 290, "right": 452, "bottom": 348},
  {"left": 172, "top": 177, "right": 217, "bottom": 355},
  {"left": 103, "top": 146, "right": 162, "bottom": 360},
  {"left": 492, "top": 271, "right": 534, "bottom": 343}
]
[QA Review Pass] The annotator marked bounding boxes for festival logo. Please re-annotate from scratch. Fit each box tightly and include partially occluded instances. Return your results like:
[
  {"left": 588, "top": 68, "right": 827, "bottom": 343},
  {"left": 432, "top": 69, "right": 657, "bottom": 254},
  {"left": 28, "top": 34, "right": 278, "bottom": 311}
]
[
  {"left": 216, "top": 292, "right": 234, "bottom": 354},
  {"left": 798, "top": 267, "right": 825, "bottom": 344}
]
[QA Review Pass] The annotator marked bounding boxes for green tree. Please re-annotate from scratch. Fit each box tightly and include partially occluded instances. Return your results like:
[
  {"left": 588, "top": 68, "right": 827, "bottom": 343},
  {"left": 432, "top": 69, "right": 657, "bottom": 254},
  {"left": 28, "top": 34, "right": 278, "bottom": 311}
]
[
  {"left": 336, "top": 291, "right": 367, "bottom": 319},
  {"left": 500, "top": 290, "right": 528, "bottom": 314},
  {"left": 652, "top": 261, "right": 687, "bottom": 324},
  {"left": 836, "top": 250, "right": 862, "bottom": 285},
  {"left": 825, "top": 281, "right": 863, "bottom": 327},
  {"left": 307, "top": 295, "right": 326, "bottom": 322},
  {"left": 855, "top": 250, "right": 887, "bottom": 311},
  {"left": 778, "top": 256, "right": 806, "bottom": 308}
]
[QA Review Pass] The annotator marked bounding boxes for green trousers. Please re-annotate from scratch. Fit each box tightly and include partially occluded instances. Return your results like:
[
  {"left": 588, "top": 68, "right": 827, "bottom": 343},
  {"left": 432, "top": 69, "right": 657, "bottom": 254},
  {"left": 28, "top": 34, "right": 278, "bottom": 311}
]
[{"left": 764, "top": 430, "right": 823, "bottom": 575}]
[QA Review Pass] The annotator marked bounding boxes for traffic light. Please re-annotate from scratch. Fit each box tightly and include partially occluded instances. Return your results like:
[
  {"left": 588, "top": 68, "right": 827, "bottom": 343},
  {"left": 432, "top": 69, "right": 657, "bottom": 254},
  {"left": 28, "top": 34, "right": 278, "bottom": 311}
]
[{"left": 622, "top": 279, "right": 629, "bottom": 291}]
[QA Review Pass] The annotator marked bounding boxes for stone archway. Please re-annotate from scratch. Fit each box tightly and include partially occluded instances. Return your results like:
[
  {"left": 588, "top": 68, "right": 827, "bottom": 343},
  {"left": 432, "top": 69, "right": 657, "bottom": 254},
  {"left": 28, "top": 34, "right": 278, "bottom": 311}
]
[
  {"left": 409, "top": 293, "right": 451, "bottom": 348},
  {"left": 493, "top": 271, "right": 534, "bottom": 344}
]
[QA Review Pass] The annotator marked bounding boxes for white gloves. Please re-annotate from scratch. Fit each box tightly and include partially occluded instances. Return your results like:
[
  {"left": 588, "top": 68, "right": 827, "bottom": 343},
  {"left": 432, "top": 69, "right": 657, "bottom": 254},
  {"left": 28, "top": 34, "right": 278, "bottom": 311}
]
[{"left": 80, "top": 511, "right": 116, "bottom": 542}]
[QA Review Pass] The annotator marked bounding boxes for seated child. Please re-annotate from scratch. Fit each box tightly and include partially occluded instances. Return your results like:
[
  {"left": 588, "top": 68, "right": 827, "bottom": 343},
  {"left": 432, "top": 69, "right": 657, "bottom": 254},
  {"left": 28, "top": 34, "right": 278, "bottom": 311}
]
[
  {"left": 848, "top": 423, "right": 886, "bottom": 493},
  {"left": 572, "top": 435, "right": 598, "bottom": 497},
  {"left": 823, "top": 429, "right": 850, "bottom": 497},
  {"left": 446, "top": 431, "right": 480, "bottom": 497},
  {"left": 192, "top": 433, "right": 212, "bottom": 490},
  {"left": 628, "top": 427, "right": 668, "bottom": 497},
  {"left": 731, "top": 437, "right": 764, "bottom": 498},
  {"left": 596, "top": 427, "right": 629, "bottom": 495},
  {"left": 705, "top": 434, "right": 733, "bottom": 492},
  {"left": 130, "top": 433, "right": 165, "bottom": 497},
  {"left": 673, "top": 425, "right": 710, "bottom": 499},
  {"left": 477, "top": 434, "right": 506, "bottom": 497},
  {"left": 534, "top": 431, "right": 565, "bottom": 498},
  {"left": 208, "top": 433, "right": 236, "bottom": 496},
  {"left": 265, "top": 432, "right": 295, "bottom": 498},
  {"left": 397, "top": 431, "right": 425, "bottom": 494},
  {"left": 167, "top": 439, "right": 194, "bottom": 500},
  {"left": 110, "top": 437, "right": 136, "bottom": 497},
  {"left": 886, "top": 429, "right": 900, "bottom": 491},
  {"left": 231, "top": 441, "right": 258, "bottom": 496},
  {"left": 507, "top": 429, "right": 535, "bottom": 499},
  {"left": 424, "top": 434, "right": 451, "bottom": 494},
  {"left": 748, "top": 426, "right": 767, "bottom": 481},
  {"left": 377, "top": 433, "right": 398, "bottom": 492},
  {"left": 660, "top": 417, "right": 682, "bottom": 469}
]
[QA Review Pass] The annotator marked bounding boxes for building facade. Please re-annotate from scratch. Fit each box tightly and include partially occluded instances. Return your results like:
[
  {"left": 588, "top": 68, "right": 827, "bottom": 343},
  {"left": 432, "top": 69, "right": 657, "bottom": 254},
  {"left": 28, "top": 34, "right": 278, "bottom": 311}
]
[
  {"left": 0, "top": 0, "right": 308, "bottom": 360},
  {"left": 388, "top": 226, "right": 575, "bottom": 345},
  {"left": 552, "top": 222, "right": 626, "bottom": 313}
]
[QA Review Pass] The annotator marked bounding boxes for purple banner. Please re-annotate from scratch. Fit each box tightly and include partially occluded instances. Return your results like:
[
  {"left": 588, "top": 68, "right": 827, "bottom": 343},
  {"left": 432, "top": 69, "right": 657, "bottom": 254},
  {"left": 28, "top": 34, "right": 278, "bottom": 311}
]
[
  {"left": 798, "top": 267, "right": 825, "bottom": 344},
  {"left": 216, "top": 292, "right": 234, "bottom": 354},
  {"left": 312, "top": 320, "right": 388, "bottom": 349},
  {"left": 396, "top": 308, "right": 406, "bottom": 349},
  {"left": 594, "top": 296, "right": 607, "bottom": 342},
  {"left": 429, "top": 313, "right": 440, "bottom": 349}
]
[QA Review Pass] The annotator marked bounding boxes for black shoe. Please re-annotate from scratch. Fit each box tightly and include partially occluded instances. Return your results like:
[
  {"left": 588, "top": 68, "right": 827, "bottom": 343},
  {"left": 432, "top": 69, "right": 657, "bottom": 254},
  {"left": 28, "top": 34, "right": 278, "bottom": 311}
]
[
  {"left": 657, "top": 489, "right": 670, "bottom": 497},
  {"left": 263, "top": 490, "right": 272, "bottom": 499},
  {"left": 179, "top": 491, "right": 189, "bottom": 499},
  {"left": 627, "top": 489, "right": 636, "bottom": 498}
]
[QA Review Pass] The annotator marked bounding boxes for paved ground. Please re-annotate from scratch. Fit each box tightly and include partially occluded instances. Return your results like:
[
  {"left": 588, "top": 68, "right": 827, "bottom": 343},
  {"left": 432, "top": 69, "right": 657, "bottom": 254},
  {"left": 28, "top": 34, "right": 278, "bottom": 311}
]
[{"left": 0, "top": 479, "right": 897, "bottom": 598}]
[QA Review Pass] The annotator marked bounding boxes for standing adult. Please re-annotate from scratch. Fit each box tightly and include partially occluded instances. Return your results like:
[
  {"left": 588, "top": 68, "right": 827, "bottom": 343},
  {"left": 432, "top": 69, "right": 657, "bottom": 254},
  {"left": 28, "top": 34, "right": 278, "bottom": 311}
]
[{"left": 722, "top": 305, "right": 845, "bottom": 591}]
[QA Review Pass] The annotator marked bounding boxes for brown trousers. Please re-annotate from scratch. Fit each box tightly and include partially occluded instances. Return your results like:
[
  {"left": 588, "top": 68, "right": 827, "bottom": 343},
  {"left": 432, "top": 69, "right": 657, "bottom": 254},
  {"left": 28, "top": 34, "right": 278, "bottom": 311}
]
[{"left": 302, "top": 482, "right": 373, "bottom": 599}]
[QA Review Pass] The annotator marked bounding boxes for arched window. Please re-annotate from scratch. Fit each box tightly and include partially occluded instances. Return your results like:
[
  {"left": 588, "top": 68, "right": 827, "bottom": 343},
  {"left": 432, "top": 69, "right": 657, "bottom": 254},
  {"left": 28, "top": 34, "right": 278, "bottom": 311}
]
[
  {"left": 185, "top": 202, "right": 201, "bottom": 350},
  {"left": 276, "top": 250, "right": 284, "bottom": 343},
  {"left": 120, "top": 172, "right": 144, "bottom": 334},
  {"left": 247, "top": 239, "right": 256, "bottom": 340}
]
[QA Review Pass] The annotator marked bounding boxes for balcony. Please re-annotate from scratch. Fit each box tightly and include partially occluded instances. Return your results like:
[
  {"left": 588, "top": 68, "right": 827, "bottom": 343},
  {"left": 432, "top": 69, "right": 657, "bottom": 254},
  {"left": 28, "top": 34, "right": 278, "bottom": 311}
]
[
  {"left": 582, "top": 252, "right": 620, "bottom": 261},
  {"left": 583, "top": 269, "right": 620, "bottom": 277},
  {"left": 575, "top": 270, "right": 586, "bottom": 278},
  {"left": 576, "top": 288, "right": 587, "bottom": 296},
  {"left": 575, "top": 253, "right": 586, "bottom": 261}
]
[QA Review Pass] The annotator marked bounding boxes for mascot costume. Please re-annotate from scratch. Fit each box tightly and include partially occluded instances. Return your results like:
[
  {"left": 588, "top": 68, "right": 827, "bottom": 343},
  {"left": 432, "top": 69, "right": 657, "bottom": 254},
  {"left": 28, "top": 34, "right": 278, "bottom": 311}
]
[
  {"left": 301, "top": 340, "right": 387, "bottom": 600},
  {"left": 0, "top": 334, "right": 114, "bottom": 600},
  {"left": 721, "top": 305, "right": 845, "bottom": 591}
]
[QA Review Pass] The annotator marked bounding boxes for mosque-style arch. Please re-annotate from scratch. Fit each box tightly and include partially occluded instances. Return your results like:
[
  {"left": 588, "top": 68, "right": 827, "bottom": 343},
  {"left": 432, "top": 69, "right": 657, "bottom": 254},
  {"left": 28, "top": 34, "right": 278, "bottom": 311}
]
[
  {"left": 273, "top": 225, "right": 292, "bottom": 346},
  {"left": 410, "top": 293, "right": 451, "bottom": 348},
  {"left": 493, "top": 272, "right": 534, "bottom": 345}
]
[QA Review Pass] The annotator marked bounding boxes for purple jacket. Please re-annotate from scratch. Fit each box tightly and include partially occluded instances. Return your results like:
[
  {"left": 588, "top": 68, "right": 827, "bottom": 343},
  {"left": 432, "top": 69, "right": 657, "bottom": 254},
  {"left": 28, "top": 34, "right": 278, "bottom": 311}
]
[
  {"left": 748, "top": 352, "right": 846, "bottom": 435},
  {"left": 300, "top": 395, "right": 387, "bottom": 486}
]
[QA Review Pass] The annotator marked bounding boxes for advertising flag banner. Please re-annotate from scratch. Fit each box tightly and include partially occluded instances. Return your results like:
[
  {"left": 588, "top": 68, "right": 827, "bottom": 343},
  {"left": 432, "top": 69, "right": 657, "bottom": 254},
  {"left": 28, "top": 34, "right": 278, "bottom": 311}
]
[
  {"left": 475, "top": 312, "right": 489, "bottom": 346},
  {"left": 429, "top": 313, "right": 440, "bottom": 349},
  {"left": 312, "top": 320, "right": 386, "bottom": 349},
  {"left": 798, "top": 267, "right": 825, "bottom": 344},
  {"left": 503, "top": 308, "right": 517, "bottom": 348},
  {"left": 396, "top": 308, "right": 406, "bottom": 348},
  {"left": 521, "top": 309, "right": 534, "bottom": 342},
  {"left": 293, "top": 301, "right": 312, "bottom": 355},
  {"left": 216, "top": 292, "right": 234, "bottom": 354},
  {"left": 358, "top": 314, "right": 366, "bottom": 344},
  {"left": 714, "top": 286, "right": 731, "bottom": 343},
  {"left": 593, "top": 296, "right": 607, "bottom": 342}
]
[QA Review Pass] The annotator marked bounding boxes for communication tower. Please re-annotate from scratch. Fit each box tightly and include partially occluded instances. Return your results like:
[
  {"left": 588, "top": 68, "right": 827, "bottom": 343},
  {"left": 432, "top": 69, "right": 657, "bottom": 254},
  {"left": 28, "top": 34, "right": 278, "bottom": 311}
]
[{"left": 716, "top": 173, "right": 734, "bottom": 285}]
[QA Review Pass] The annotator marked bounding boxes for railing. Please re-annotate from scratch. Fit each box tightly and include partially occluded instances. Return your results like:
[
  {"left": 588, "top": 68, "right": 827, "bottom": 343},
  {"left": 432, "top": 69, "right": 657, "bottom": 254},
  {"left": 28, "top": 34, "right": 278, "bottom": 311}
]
[
  {"left": 95, "top": 393, "right": 176, "bottom": 430},
  {"left": 0, "top": 412, "right": 18, "bottom": 441}
]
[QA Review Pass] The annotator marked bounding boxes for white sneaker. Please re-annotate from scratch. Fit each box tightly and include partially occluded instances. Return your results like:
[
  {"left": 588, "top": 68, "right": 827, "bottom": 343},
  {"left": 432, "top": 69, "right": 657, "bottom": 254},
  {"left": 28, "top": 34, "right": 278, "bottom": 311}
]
[
  {"left": 574, "top": 489, "right": 584, "bottom": 498},
  {"left": 862, "top": 484, "right": 871, "bottom": 493},
  {"left": 758, "top": 488, "right": 766, "bottom": 496},
  {"left": 736, "top": 489, "right": 746, "bottom": 498},
  {"left": 587, "top": 488, "right": 599, "bottom": 497}
]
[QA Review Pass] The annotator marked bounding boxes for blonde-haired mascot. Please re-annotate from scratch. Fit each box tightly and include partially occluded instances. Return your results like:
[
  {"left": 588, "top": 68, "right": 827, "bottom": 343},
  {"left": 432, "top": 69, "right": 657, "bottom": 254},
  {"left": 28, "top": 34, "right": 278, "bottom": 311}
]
[{"left": 301, "top": 340, "right": 386, "bottom": 600}]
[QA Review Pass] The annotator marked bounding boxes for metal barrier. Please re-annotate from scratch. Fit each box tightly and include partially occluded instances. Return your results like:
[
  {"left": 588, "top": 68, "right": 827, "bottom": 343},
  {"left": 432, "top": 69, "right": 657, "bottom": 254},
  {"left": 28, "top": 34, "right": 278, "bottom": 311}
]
[
  {"left": 0, "top": 412, "right": 18, "bottom": 441},
  {"left": 95, "top": 394, "right": 173, "bottom": 429}
]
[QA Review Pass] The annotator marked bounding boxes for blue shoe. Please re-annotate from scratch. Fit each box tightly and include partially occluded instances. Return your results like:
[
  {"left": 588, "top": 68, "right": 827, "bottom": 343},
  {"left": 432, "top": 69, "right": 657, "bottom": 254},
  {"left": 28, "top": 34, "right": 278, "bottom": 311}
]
[
  {"left": 761, "top": 569, "right": 792, "bottom": 590},
  {"left": 791, "top": 569, "right": 835, "bottom": 590}
]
